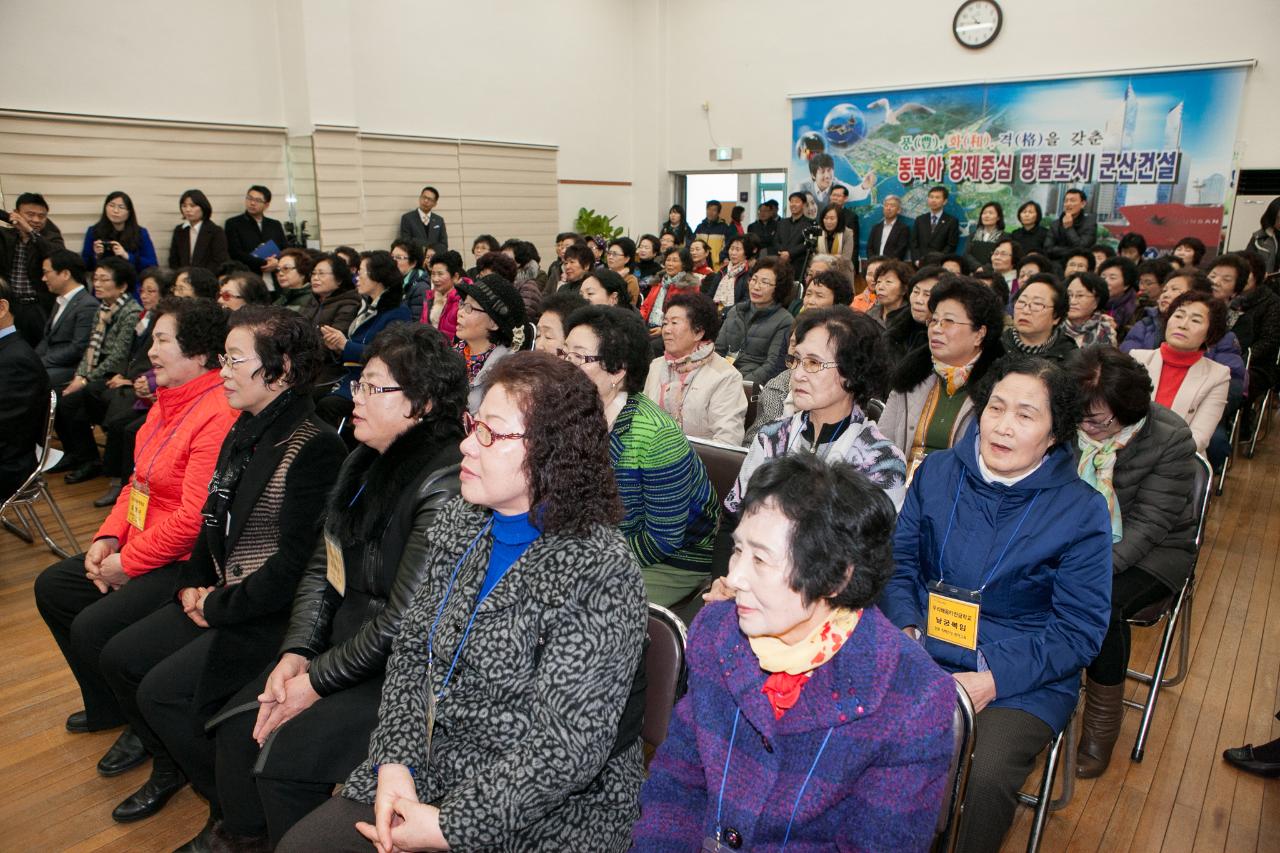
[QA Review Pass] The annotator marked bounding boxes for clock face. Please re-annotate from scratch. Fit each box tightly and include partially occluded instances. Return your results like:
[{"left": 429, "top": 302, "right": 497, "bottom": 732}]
[{"left": 953, "top": 0, "right": 1002, "bottom": 49}]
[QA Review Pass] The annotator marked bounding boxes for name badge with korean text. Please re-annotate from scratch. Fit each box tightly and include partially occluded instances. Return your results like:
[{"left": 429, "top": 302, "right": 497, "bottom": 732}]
[
  {"left": 127, "top": 480, "right": 150, "bottom": 531},
  {"left": 324, "top": 532, "right": 346, "bottom": 596},
  {"left": 927, "top": 581, "right": 982, "bottom": 650}
]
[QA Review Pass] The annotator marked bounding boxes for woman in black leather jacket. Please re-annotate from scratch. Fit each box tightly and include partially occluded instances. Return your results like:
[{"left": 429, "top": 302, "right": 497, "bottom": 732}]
[{"left": 204, "top": 323, "right": 468, "bottom": 849}]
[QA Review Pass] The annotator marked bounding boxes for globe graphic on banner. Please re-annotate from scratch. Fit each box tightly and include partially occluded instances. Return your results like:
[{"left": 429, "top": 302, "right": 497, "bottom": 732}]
[{"left": 822, "top": 104, "right": 866, "bottom": 148}]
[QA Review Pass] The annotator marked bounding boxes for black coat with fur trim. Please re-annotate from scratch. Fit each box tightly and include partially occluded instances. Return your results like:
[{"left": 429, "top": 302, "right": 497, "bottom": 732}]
[{"left": 280, "top": 416, "right": 463, "bottom": 695}]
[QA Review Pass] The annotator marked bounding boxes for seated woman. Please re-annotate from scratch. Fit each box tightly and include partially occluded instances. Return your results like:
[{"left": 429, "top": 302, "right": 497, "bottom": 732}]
[
  {"left": 633, "top": 234, "right": 663, "bottom": 294},
  {"left": 422, "top": 249, "right": 464, "bottom": 340},
  {"left": 633, "top": 455, "right": 955, "bottom": 851},
  {"left": 880, "top": 277, "right": 1006, "bottom": 475},
  {"left": 300, "top": 253, "right": 360, "bottom": 331},
  {"left": 173, "top": 266, "right": 220, "bottom": 300},
  {"left": 273, "top": 249, "right": 316, "bottom": 313},
  {"left": 54, "top": 256, "right": 144, "bottom": 483},
  {"left": 725, "top": 306, "right": 908, "bottom": 554},
  {"left": 689, "top": 238, "right": 715, "bottom": 279},
  {"left": 278, "top": 352, "right": 649, "bottom": 853},
  {"left": 390, "top": 238, "right": 429, "bottom": 320},
  {"left": 316, "top": 250, "right": 411, "bottom": 429},
  {"left": 1064, "top": 346, "right": 1199, "bottom": 778},
  {"left": 1063, "top": 271, "right": 1119, "bottom": 347},
  {"left": 217, "top": 271, "right": 273, "bottom": 311},
  {"left": 580, "top": 268, "right": 635, "bottom": 309},
  {"left": 1128, "top": 291, "right": 1231, "bottom": 455},
  {"left": 885, "top": 265, "right": 943, "bottom": 367},
  {"left": 92, "top": 308, "right": 346, "bottom": 828},
  {"left": 815, "top": 203, "right": 855, "bottom": 261},
  {"left": 801, "top": 267, "right": 854, "bottom": 313},
  {"left": 640, "top": 247, "right": 700, "bottom": 332},
  {"left": 880, "top": 355, "right": 1113, "bottom": 853},
  {"left": 701, "top": 233, "right": 756, "bottom": 310},
  {"left": 1004, "top": 273, "right": 1079, "bottom": 362},
  {"left": 866, "top": 258, "right": 911, "bottom": 327},
  {"left": 453, "top": 273, "right": 528, "bottom": 413},
  {"left": 203, "top": 324, "right": 467, "bottom": 848},
  {"left": 563, "top": 306, "right": 720, "bottom": 607},
  {"left": 714, "top": 256, "right": 795, "bottom": 384},
  {"left": 644, "top": 292, "right": 747, "bottom": 445},
  {"left": 534, "top": 291, "right": 588, "bottom": 356},
  {"left": 604, "top": 237, "right": 640, "bottom": 306},
  {"left": 33, "top": 299, "right": 239, "bottom": 790},
  {"left": 987, "top": 235, "right": 1022, "bottom": 293}
]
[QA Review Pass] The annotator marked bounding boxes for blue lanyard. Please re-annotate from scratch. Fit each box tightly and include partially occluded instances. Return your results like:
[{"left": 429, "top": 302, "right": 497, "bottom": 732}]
[
  {"left": 714, "top": 707, "right": 835, "bottom": 851},
  {"left": 937, "top": 476, "right": 1042, "bottom": 591},
  {"left": 426, "top": 518, "right": 495, "bottom": 701}
]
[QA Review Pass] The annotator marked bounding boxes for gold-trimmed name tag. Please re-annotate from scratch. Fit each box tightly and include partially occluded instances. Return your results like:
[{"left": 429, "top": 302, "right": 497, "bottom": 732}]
[{"left": 926, "top": 582, "right": 981, "bottom": 650}]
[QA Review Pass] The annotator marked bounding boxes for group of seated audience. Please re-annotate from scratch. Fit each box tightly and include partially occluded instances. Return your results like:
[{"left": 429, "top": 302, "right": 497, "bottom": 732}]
[{"left": 5, "top": 185, "right": 1280, "bottom": 851}]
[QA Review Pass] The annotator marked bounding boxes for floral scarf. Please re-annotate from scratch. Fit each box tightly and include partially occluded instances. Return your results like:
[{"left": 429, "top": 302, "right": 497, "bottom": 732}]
[
  {"left": 656, "top": 341, "right": 714, "bottom": 427},
  {"left": 713, "top": 261, "right": 747, "bottom": 307},
  {"left": 931, "top": 352, "right": 979, "bottom": 396},
  {"left": 455, "top": 340, "right": 496, "bottom": 385},
  {"left": 1064, "top": 313, "right": 1118, "bottom": 348},
  {"left": 750, "top": 608, "right": 860, "bottom": 719},
  {"left": 1077, "top": 417, "right": 1146, "bottom": 542}
]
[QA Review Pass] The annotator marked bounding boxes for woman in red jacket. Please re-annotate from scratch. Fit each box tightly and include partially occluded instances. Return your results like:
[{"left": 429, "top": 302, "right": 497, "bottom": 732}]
[{"left": 34, "top": 298, "right": 239, "bottom": 773}]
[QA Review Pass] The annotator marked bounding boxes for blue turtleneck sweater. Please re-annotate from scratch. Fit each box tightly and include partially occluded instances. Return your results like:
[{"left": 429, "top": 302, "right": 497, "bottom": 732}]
[{"left": 480, "top": 511, "right": 541, "bottom": 602}]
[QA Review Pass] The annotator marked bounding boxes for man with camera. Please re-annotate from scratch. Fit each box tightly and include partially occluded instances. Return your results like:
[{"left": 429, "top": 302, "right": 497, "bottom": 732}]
[
  {"left": 776, "top": 191, "right": 815, "bottom": 279},
  {"left": 0, "top": 192, "right": 65, "bottom": 347}
]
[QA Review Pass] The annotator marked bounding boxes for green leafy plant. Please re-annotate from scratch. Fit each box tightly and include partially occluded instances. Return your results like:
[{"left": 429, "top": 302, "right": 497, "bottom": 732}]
[{"left": 573, "top": 207, "right": 625, "bottom": 239}]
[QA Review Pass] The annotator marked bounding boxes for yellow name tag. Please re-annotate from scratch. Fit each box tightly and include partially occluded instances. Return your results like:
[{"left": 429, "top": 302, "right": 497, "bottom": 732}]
[
  {"left": 126, "top": 483, "right": 149, "bottom": 531},
  {"left": 324, "top": 532, "right": 346, "bottom": 596},
  {"left": 927, "top": 589, "right": 980, "bottom": 650}
]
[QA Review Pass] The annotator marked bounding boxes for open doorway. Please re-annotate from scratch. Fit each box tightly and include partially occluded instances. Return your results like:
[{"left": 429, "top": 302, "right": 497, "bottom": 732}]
[{"left": 673, "top": 171, "right": 789, "bottom": 229}]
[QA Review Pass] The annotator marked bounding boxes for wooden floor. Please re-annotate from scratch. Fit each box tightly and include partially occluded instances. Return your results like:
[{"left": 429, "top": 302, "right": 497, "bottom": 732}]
[{"left": 2, "top": 440, "right": 1278, "bottom": 852}]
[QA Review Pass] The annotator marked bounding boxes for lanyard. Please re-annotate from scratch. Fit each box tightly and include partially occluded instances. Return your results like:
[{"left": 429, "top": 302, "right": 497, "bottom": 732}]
[
  {"left": 936, "top": 476, "right": 1042, "bottom": 591},
  {"left": 133, "top": 386, "right": 218, "bottom": 486},
  {"left": 715, "top": 707, "right": 835, "bottom": 851},
  {"left": 426, "top": 518, "right": 496, "bottom": 701},
  {"left": 793, "top": 411, "right": 851, "bottom": 459}
]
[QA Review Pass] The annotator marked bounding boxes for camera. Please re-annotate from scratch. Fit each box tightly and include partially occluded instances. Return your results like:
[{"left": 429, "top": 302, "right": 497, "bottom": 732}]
[
  {"left": 802, "top": 224, "right": 822, "bottom": 249},
  {"left": 0, "top": 210, "right": 10, "bottom": 224}
]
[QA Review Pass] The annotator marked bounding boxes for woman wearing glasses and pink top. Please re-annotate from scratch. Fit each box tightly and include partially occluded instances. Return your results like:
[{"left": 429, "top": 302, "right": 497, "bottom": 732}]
[
  {"left": 206, "top": 324, "right": 467, "bottom": 848},
  {"left": 879, "top": 277, "right": 1008, "bottom": 474},
  {"left": 279, "top": 351, "right": 648, "bottom": 853}
]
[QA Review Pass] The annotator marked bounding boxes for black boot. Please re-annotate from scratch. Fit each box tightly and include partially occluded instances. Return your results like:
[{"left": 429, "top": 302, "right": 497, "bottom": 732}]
[
  {"left": 174, "top": 816, "right": 216, "bottom": 853},
  {"left": 94, "top": 478, "right": 123, "bottom": 507},
  {"left": 111, "top": 768, "right": 187, "bottom": 822}
]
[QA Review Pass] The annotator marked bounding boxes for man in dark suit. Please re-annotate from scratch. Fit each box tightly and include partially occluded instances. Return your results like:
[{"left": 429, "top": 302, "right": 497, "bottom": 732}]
[
  {"left": 35, "top": 250, "right": 98, "bottom": 391},
  {"left": 775, "top": 192, "right": 816, "bottom": 276},
  {"left": 1047, "top": 188, "right": 1098, "bottom": 263},
  {"left": 224, "top": 185, "right": 288, "bottom": 283},
  {"left": 866, "top": 194, "right": 911, "bottom": 261},
  {"left": 747, "top": 200, "right": 779, "bottom": 256},
  {"left": 397, "top": 186, "right": 449, "bottom": 250},
  {"left": 0, "top": 192, "right": 66, "bottom": 347},
  {"left": 0, "top": 279, "right": 52, "bottom": 501},
  {"left": 911, "top": 185, "right": 960, "bottom": 261}
]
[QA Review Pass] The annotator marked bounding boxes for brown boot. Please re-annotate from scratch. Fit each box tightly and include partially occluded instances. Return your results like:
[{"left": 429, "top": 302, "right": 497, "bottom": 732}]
[{"left": 1076, "top": 678, "right": 1126, "bottom": 778}]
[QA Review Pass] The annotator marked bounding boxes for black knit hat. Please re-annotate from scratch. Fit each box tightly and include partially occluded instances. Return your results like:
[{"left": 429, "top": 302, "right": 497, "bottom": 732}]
[{"left": 455, "top": 273, "right": 527, "bottom": 348}]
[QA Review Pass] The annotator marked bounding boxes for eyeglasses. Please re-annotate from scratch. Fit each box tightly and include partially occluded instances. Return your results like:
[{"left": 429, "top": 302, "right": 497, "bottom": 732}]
[
  {"left": 105, "top": 202, "right": 128, "bottom": 212},
  {"left": 927, "top": 316, "right": 974, "bottom": 331},
  {"left": 217, "top": 354, "right": 259, "bottom": 369},
  {"left": 555, "top": 348, "right": 604, "bottom": 366},
  {"left": 1016, "top": 300, "right": 1053, "bottom": 313},
  {"left": 218, "top": 291, "right": 244, "bottom": 302},
  {"left": 1081, "top": 413, "right": 1116, "bottom": 430},
  {"left": 391, "top": 253, "right": 410, "bottom": 262},
  {"left": 785, "top": 354, "right": 838, "bottom": 374},
  {"left": 350, "top": 380, "right": 403, "bottom": 399},
  {"left": 463, "top": 411, "right": 525, "bottom": 447},
  {"left": 458, "top": 301, "right": 483, "bottom": 316},
  {"left": 310, "top": 269, "right": 332, "bottom": 278},
  {"left": 749, "top": 275, "right": 776, "bottom": 287},
  {"left": 245, "top": 195, "right": 267, "bottom": 204},
  {"left": 278, "top": 264, "right": 297, "bottom": 273},
  {"left": 606, "top": 250, "right": 627, "bottom": 258}
]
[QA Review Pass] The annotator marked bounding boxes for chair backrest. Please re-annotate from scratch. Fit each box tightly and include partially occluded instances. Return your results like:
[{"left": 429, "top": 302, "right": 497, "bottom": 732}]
[
  {"left": 934, "top": 682, "right": 977, "bottom": 852},
  {"left": 687, "top": 436, "right": 748, "bottom": 505},
  {"left": 742, "top": 379, "right": 759, "bottom": 433},
  {"left": 1190, "top": 453, "right": 1213, "bottom": 549},
  {"left": 866, "top": 397, "right": 885, "bottom": 422},
  {"left": 642, "top": 602, "right": 688, "bottom": 750}
]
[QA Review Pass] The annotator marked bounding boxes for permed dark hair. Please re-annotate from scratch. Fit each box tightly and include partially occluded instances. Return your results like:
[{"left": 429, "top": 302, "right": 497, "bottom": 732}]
[
  {"left": 361, "top": 250, "right": 404, "bottom": 308},
  {"left": 312, "top": 253, "right": 354, "bottom": 294},
  {"left": 1173, "top": 236, "right": 1207, "bottom": 267},
  {"left": 178, "top": 266, "right": 221, "bottom": 300},
  {"left": 364, "top": 323, "right": 468, "bottom": 421},
  {"left": 737, "top": 454, "right": 897, "bottom": 609},
  {"left": 429, "top": 249, "right": 465, "bottom": 279},
  {"left": 1064, "top": 346, "right": 1153, "bottom": 427},
  {"left": 809, "top": 268, "right": 854, "bottom": 307},
  {"left": 1098, "top": 256, "right": 1138, "bottom": 293},
  {"left": 1164, "top": 290, "right": 1228, "bottom": 349},
  {"left": 481, "top": 351, "right": 622, "bottom": 535},
  {"left": 228, "top": 305, "right": 324, "bottom": 389},
  {"left": 1018, "top": 273, "right": 1069, "bottom": 322},
  {"left": 792, "top": 305, "right": 889, "bottom": 409},
  {"left": 224, "top": 271, "right": 273, "bottom": 306},
  {"left": 1118, "top": 232, "right": 1147, "bottom": 257},
  {"left": 664, "top": 291, "right": 721, "bottom": 341},
  {"left": 1065, "top": 271, "right": 1109, "bottom": 314},
  {"left": 563, "top": 305, "right": 652, "bottom": 394},
  {"left": 1207, "top": 253, "right": 1251, "bottom": 296},
  {"left": 752, "top": 256, "right": 794, "bottom": 305},
  {"left": 540, "top": 290, "right": 589, "bottom": 324},
  {"left": 477, "top": 250, "right": 519, "bottom": 283},
  {"left": 1020, "top": 252, "right": 1056, "bottom": 276},
  {"left": 95, "top": 256, "right": 137, "bottom": 292},
  {"left": 391, "top": 239, "right": 424, "bottom": 268},
  {"left": 970, "top": 354, "right": 1083, "bottom": 448},
  {"left": 927, "top": 276, "right": 1005, "bottom": 347},
  {"left": 153, "top": 296, "right": 228, "bottom": 369}
]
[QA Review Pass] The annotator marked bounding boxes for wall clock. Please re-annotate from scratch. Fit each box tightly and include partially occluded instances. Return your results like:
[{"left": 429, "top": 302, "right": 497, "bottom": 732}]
[{"left": 953, "top": 0, "right": 1002, "bottom": 49}]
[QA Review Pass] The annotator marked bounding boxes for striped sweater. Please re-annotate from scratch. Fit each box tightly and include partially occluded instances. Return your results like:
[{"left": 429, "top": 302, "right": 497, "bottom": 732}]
[{"left": 610, "top": 394, "right": 719, "bottom": 573}]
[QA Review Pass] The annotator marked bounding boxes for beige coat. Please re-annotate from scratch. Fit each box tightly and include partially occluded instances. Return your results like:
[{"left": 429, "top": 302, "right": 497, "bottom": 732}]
[
  {"left": 1129, "top": 348, "right": 1230, "bottom": 454},
  {"left": 644, "top": 351, "right": 748, "bottom": 445},
  {"left": 878, "top": 373, "right": 978, "bottom": 456}
]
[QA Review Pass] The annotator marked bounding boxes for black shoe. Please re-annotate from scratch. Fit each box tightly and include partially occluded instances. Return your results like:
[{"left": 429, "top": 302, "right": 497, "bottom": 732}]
[
  {"left": 93, "top": 481, "right": 123, "bottom": 508},
  {"left": 66, "top": 710, "right": 89, "bottom": 733},
  {"left": 98, "top": 727, "right": 149, "bottom": 777},
  {"left": 1223, "top": 743, "right": 1280, "bottom": 778},
  {"left": 46, "top": 456, "right": 77, "bottom": 474},
  {"left": 173, "top": 816, "right": 215, "bottom": 853},
  {"left": 65, "top": 462, "right": 103, "bottom": 484},
  {"left": 111, "top": 769, "right": 187, "bottom": 823}
]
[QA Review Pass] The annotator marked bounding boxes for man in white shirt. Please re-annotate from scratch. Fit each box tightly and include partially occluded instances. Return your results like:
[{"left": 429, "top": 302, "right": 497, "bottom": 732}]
[
  {"left": 397, "top": 186, "right": 449, "bottom": 250},
  {"left": 866, "top": 195, "right": 911, "bottom": 261},
  {"left": 35, "top": 250, "right": 98, "bottom": 390}
]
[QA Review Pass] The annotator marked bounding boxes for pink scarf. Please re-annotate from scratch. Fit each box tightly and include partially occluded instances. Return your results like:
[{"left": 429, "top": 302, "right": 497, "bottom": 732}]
[{"left": 656, "top": 341, "right": 714, "bottom": 427}]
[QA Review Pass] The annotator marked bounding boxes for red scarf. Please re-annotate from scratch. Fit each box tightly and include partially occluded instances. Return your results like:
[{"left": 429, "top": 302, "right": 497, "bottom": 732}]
[{"left": 1155, "top": 342, "right": 1203, "bottom": 409}]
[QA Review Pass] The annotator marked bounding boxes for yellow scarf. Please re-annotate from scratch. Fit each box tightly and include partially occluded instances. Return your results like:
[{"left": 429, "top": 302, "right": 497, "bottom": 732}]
[{"left": 749, "top": 607, "right": 860, "bottom": 675}]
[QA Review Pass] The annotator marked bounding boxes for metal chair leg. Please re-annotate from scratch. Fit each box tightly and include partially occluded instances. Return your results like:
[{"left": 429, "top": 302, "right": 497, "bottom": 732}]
[
  {"left": 40, "top": 483, "right": 81, "bottom": 556},
  {"left": 1020, "top": 728, "right": 1064, "bottom": 852}
]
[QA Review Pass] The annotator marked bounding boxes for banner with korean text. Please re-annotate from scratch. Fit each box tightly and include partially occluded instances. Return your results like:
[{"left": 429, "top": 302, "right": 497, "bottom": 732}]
[{"left": 789, "top": 66, "right": 1248, "bottom": 257}]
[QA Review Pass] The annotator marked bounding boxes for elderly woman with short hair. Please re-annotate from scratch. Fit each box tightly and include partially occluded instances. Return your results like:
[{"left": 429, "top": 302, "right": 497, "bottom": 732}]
[
  {"left": 1063, "top": 271, "right": 1119, "bottom": 348},
  {"left": 634, "top": 455, "right": 955, "bottom": 851},
  {"left": 644, "top": 291, "right": 747, "bottom": 445},
  {"left": 1063, "top": 346, "right": 1199, "bottom": 779},
  {"left": 1004, "top": 272, "right": 1079, "bottom": 362},
  {"left": 714, "top": 256, "right": 795, "bottom": 384}
]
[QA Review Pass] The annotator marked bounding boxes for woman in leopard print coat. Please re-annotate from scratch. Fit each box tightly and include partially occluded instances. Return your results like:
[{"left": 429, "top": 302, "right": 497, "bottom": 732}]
[{"left": 280, "top": 351, "right": 648, "bottom": 853}]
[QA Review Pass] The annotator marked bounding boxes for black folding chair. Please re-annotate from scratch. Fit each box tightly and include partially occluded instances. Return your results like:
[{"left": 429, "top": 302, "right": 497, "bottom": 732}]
[
  {"left": 1217, "top": 350, "right": 1250, "bottom": 495},
  {"left": 687, "top": 436, "right": 748, "bottom": 507},
  {"left": 1123, "top": 453, "right": 1213, "bottom": 761},
  {"left": 641, "top": 603, "right": 688, "bottom": 752},
  {"left": 1016, "top": 699, "right": 1080, "bottom": 853},
  {"left": 933, "top": 682, "right": 977, "bottom": 853},
  {"left": 1245, "top": 348, "right": 1279, "bottom": 458}
]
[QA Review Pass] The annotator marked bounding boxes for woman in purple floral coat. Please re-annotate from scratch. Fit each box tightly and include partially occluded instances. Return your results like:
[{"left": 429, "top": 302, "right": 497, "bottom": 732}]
[{"left": 633, "top": 454, "right": 954, "bottom": 852}]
